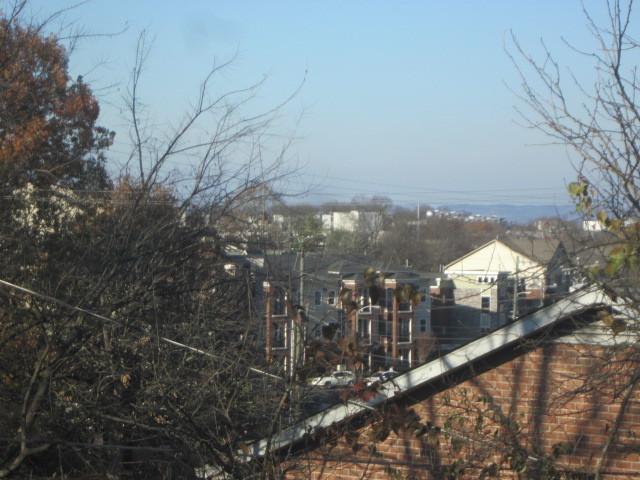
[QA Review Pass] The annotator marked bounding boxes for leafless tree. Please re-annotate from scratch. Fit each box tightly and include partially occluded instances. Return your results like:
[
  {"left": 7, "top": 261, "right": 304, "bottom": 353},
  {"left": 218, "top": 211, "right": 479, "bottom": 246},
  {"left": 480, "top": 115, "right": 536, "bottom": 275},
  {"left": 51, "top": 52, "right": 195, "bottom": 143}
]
[
  {"left": 495, "top": 1, "right": 640, "bottom": 478},
  {"left": 509, "top": 0, "right": 640, "bottom": 298},
  {"left": 0, "top": 2, "right": 301, "bottom": 478}
]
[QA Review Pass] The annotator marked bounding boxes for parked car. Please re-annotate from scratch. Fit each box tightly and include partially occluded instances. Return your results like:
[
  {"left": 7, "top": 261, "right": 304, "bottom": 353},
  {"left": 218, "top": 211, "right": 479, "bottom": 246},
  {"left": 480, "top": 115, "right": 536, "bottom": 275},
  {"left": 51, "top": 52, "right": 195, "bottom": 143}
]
[
  {"left": 309, "top": 371, "right": 356, "bottom": 388},
  {"left": 365, "top": 370, "right": 400, "bottom": 386}
]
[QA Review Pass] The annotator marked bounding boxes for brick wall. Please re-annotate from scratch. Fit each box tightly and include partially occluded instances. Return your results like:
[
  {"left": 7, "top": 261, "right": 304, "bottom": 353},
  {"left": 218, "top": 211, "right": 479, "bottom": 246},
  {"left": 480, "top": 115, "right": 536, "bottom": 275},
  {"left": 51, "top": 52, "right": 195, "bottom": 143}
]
[{"left": 281, "top": 342, "right": 640, "bottom": 479}]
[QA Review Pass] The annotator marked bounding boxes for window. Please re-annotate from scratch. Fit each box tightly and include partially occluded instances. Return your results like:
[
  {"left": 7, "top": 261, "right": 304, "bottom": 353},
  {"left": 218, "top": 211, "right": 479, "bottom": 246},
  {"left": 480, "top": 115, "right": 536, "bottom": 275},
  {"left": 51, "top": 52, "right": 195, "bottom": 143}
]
[
  {"left": 480, "top": 296, "right": 491, "bottom": 330},
  {"left": 314, "top": 290, "right": 322, "bottom": 306},
  {"left": 498, "top": 312, "right": 506, "bottom": 324},
  {"left": 478, "top": 276, "right": 494, "bottom": 284},
  {"left": 273, "top": 290, "right": 286, "bottom": 315},
  {"left": 358, "top": 317, "right": 370, "bottom": 340},
  {"left": 481, "top": 296, "right": 490, "bottom": 311},
  {"left": 327, "top": 290, "right": 336, "bottom": 305},
  {"left": 385, "top": 288, "right": 394, "bottom": 309},
  {"left": 398, "top": 347, "right": 411, "bottom": 367},
  {"left": 273, "top": 323, "right": 286, "bottom": 348},
  {"left": 361, "top": 287, "right": 370, "bottom": 306},
  {"left": 480, "top": 313, "right": 491, "bottom": 329},
  {"left": 378, "top": 317, "right": 390, "bottom": 338},
  {"left": 398, "top": 317, "right": 411, "bottom": 342},
  {"left": 419, "top": 318, "right": 428, "bottom": 333}
]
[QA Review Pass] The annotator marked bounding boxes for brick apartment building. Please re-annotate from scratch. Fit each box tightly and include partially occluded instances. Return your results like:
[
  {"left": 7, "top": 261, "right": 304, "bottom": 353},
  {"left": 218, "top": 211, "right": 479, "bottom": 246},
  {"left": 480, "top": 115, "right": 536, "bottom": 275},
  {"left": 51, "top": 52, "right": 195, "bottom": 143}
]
[{"left": 262, "top": 253, "right": 437, "bottom": 372}]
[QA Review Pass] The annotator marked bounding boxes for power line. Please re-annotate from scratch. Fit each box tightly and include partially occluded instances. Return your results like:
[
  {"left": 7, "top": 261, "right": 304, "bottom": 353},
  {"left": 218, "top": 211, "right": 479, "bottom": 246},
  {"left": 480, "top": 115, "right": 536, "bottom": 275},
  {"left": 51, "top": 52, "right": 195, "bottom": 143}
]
[
  {"left": 1, "top": 182, "right": 572, "bottom": 210},
  {"left": 105, "top": 140, "right": 569, "bottom": 198},
  {"left": 306, "top": 176, "right": 567, "bottom": 196},
  {"left": 0, "top": 278, "right": 283, "bottom": 381},
  {"left": 0, "top": 437, "right": 173, "bottom": 453}
]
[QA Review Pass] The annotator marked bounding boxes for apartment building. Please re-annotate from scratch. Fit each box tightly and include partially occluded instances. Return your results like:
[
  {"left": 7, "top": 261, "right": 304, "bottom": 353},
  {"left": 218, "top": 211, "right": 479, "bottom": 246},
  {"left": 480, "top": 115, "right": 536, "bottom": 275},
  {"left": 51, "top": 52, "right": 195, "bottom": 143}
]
[{"left": 262, "top": 253, "right": 437, "bottom": 372}]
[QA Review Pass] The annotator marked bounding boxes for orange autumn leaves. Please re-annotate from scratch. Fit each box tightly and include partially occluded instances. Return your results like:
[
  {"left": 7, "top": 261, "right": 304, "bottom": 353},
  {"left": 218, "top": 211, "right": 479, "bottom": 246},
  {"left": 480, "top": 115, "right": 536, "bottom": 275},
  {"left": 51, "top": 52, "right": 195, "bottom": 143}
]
[{"left": 0, "top": 18, "right": 111, "bottom": 188}]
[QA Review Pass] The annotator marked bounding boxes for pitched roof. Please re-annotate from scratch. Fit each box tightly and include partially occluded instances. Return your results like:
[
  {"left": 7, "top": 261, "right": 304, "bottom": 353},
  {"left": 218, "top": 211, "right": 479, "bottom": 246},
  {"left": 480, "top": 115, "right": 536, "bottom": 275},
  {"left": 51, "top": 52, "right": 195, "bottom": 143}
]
[
  {"left": 264, "top": 252, "right": 437, "bottom": 284},
  {"left": 559, "top": 234, "right": 617, "bottom": 268},
  {"left": 444, "top": 238, "right": 562, "bottom": 271},
  {"left": 246, "top": 286, "right": 624, "bottom": 460},
  {"left": 500, "top": 237, "right": 561, "bottom": 263}
]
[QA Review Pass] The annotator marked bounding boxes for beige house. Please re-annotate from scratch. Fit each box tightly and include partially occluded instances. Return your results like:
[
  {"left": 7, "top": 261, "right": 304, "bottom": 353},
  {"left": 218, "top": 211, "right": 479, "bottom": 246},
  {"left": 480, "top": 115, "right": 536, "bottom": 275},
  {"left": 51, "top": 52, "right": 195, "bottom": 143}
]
[{"left": 443, "top": 238, "right": 573, "bottom": 340}]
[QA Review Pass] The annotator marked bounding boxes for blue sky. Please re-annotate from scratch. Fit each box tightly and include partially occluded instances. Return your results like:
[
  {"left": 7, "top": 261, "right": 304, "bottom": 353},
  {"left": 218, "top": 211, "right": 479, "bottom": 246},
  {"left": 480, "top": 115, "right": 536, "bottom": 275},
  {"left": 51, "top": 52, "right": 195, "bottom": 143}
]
[{"left": 26, "top": 0, "right": 614, "bottom": 208}]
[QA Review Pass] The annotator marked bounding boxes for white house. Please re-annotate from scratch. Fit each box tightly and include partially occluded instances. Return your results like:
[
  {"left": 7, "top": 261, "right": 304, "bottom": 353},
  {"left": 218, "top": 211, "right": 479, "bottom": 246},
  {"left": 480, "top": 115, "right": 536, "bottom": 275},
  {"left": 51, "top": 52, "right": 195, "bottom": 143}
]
[
  {"left": 320, "top": 210, "right": 383, "bottom": 233},
  {"left": 443, "top": 238, "right": 573, "bottom": 337}
]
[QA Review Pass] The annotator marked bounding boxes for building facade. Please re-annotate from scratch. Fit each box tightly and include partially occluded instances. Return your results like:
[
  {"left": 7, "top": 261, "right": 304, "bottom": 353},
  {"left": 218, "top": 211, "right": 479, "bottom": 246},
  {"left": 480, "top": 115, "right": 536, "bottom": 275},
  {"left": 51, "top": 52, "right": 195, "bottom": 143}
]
[
  {"left": 443, "top": 238, "right": 573, "bottom": 342},
  {"left": 262, "top": 253, "right": 437, "bottom": 373}
]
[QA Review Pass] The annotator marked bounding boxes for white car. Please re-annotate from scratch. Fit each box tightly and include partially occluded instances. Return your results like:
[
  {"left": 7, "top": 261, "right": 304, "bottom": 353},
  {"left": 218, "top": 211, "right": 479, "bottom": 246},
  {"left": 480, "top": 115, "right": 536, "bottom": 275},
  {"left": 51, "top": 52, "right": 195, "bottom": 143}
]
[{"left": 309, "top": 371, "right": 356, "bottom": 388}]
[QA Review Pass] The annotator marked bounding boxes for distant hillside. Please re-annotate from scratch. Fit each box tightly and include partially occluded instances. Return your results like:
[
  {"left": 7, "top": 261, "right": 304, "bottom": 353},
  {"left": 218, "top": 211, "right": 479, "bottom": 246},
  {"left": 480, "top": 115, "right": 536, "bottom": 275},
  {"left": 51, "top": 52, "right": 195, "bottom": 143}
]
[{"left": 440, "top": 204, "right": 577, "bottom": 224}]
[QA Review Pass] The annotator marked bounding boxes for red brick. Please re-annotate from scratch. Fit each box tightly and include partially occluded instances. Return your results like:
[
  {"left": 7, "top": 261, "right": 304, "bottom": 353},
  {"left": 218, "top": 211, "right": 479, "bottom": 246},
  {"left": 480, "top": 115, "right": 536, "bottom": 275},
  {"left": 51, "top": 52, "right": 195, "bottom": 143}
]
[{"left": 283, "top": 343, "right": 640, "bottom": 479}]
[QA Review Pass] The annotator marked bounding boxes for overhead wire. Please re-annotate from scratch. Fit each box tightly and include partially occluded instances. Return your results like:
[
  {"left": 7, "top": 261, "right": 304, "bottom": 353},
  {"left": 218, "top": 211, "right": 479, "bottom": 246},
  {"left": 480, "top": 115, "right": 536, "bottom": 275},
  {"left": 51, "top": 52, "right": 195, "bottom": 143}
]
[
  {"left": 20, "top": 134, "right": 570, "bottom": 206},
  {"left": 0, "top": 278, "right": 283, "bottom": 381},
  {"left": 0, "top": 436, "right": 173, "bottom": 453},
  {"left": 1, "top": 185, "right": 568, "bottom": 208}
]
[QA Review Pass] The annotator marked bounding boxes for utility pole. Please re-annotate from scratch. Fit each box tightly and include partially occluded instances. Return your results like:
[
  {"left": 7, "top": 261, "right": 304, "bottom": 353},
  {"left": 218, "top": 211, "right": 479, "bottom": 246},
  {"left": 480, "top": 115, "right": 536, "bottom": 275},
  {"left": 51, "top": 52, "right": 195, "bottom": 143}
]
[
  {"left": 295, "top": 251, "right": 305, "bottom": 369},
  {"left": 290, "top": 243, "right": 306, "bottom": 379},
  {"left": 289, "top": 216, "right": 323, "bottom": 378},
  {"left": 416, "top": 201, "right": 420, "bottom": 241},
  {"left": 512, "top": 257, "right": 519, "bottom": 321}
]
